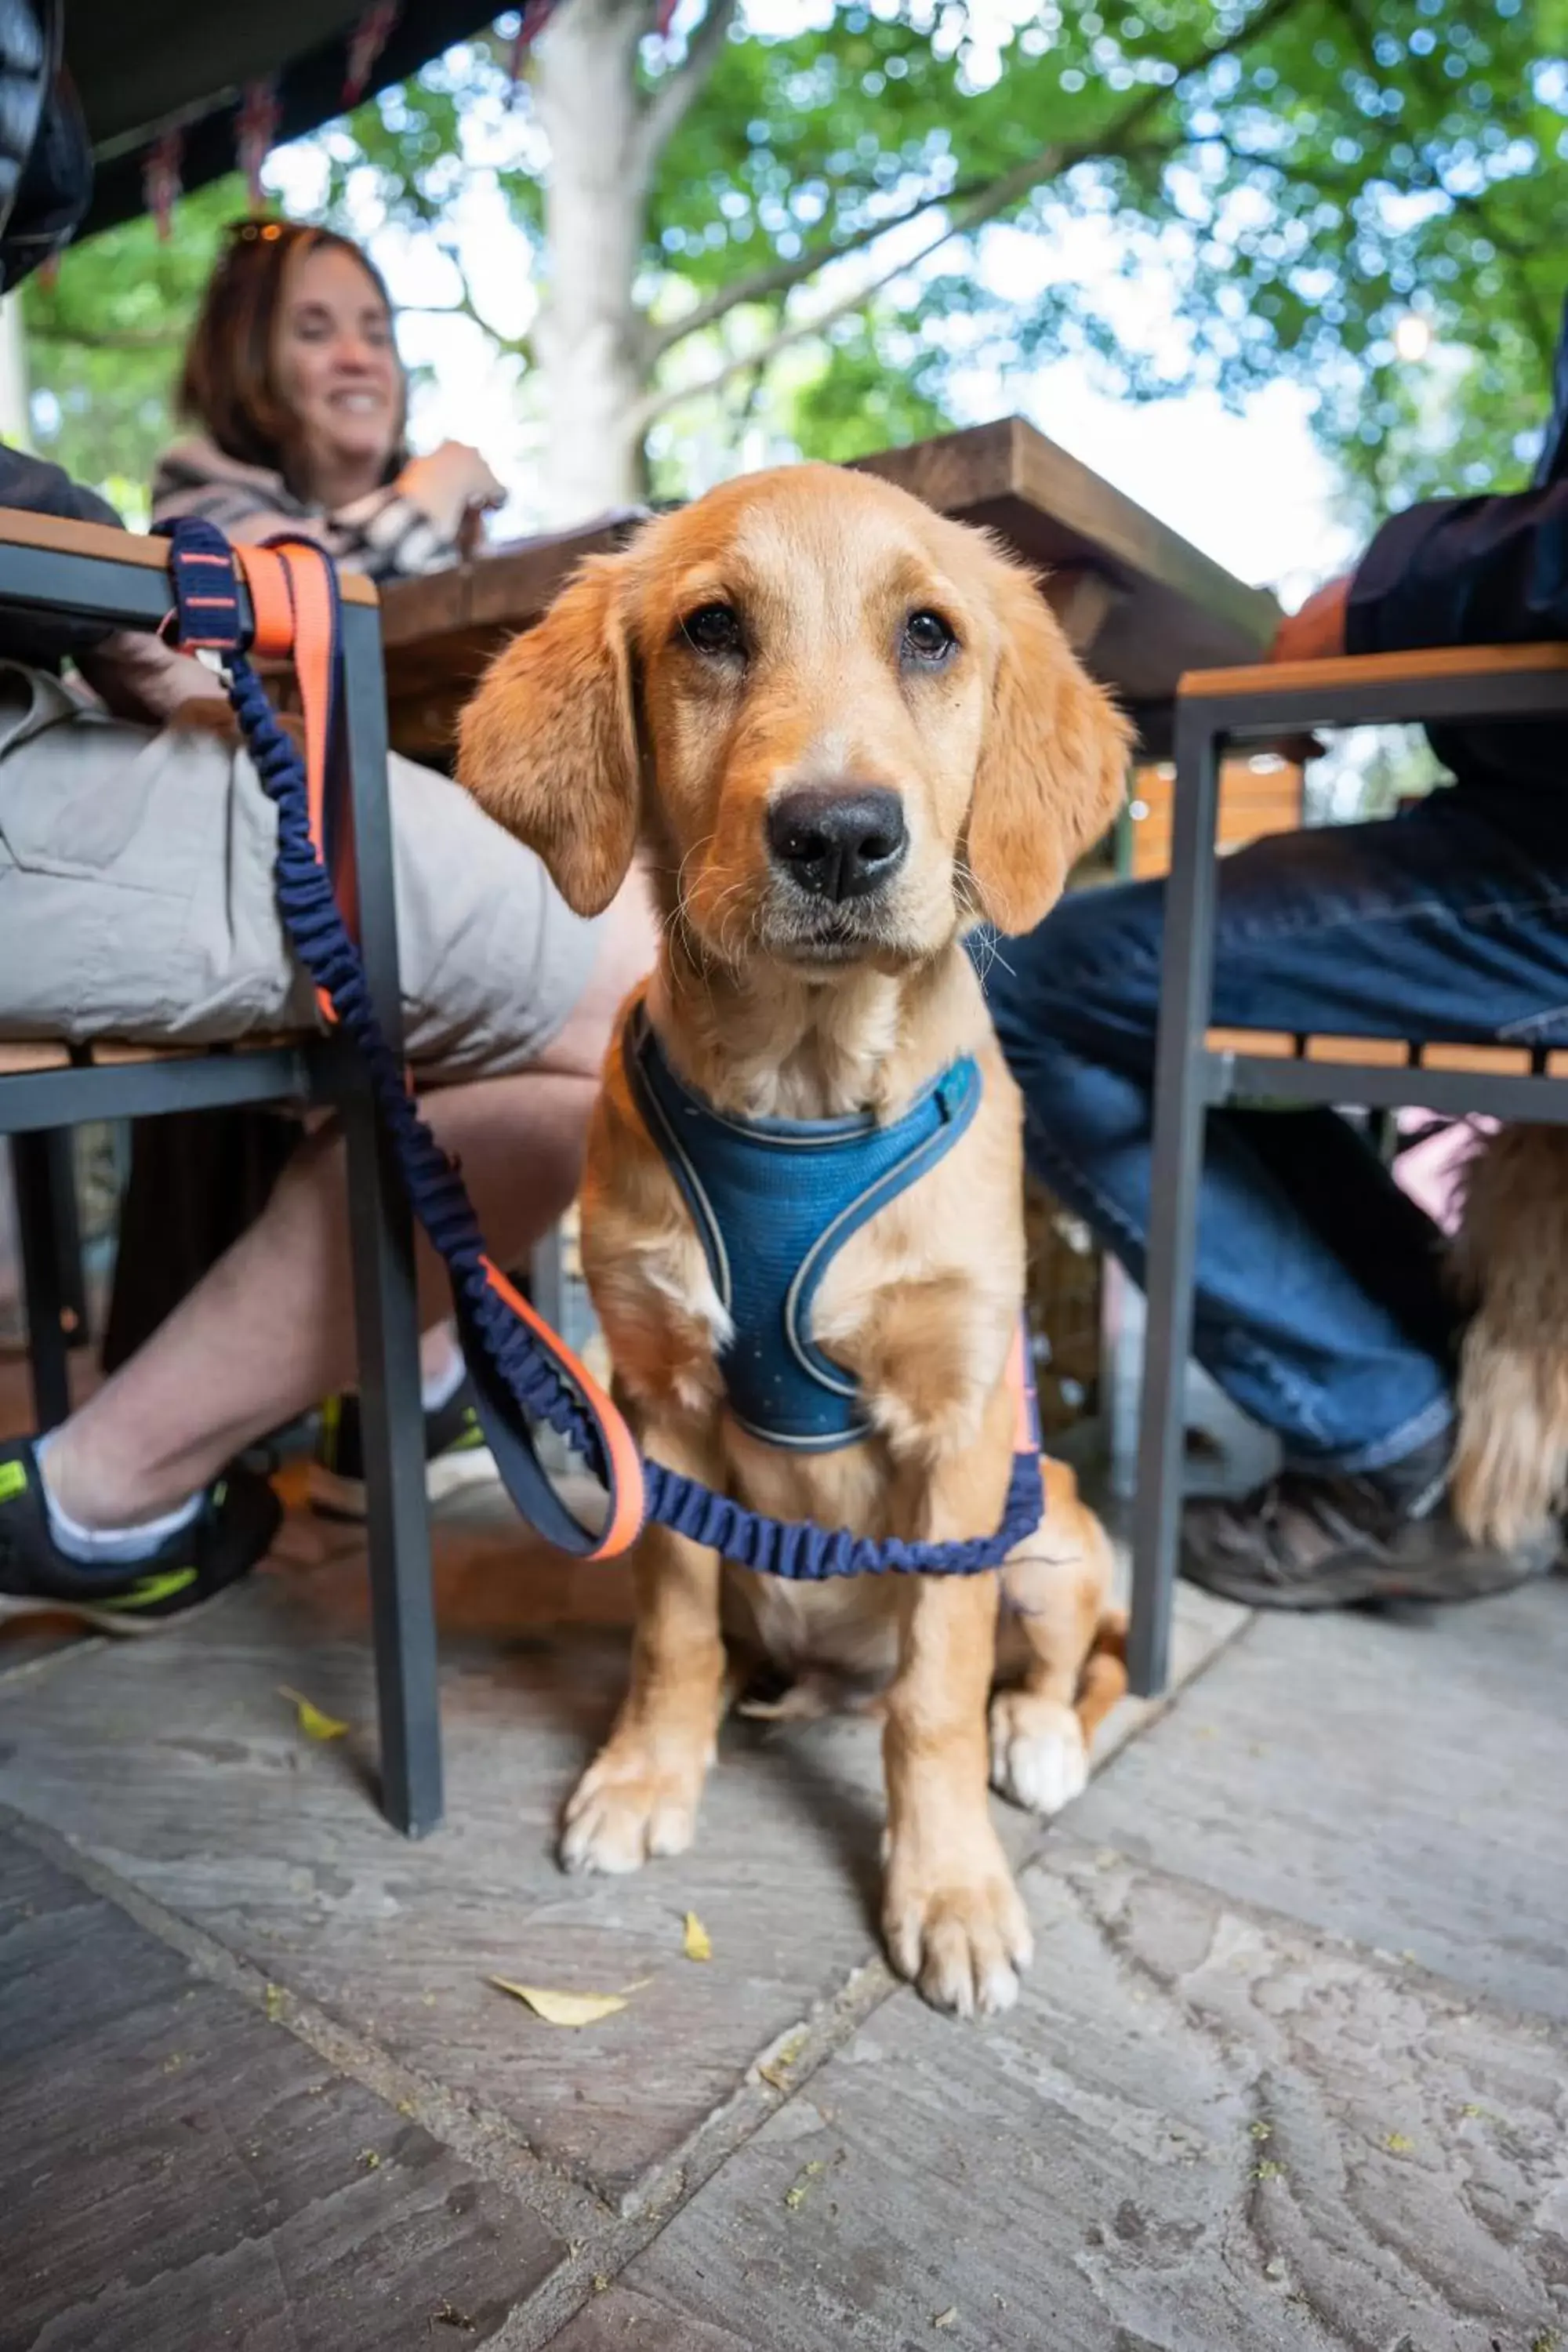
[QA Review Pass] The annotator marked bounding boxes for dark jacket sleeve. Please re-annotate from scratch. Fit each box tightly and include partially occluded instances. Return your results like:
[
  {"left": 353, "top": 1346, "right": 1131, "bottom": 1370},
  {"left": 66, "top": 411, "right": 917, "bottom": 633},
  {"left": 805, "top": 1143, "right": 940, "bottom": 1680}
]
[
  {"left": 1345, "top": 482, "right": 1568, "bottom": 655},
  {"left": 0, "top": 443, "right": 125, "bottom": 668},
  {"left": 1343, "top": 481, "right": 1568, "bottom": 801}
]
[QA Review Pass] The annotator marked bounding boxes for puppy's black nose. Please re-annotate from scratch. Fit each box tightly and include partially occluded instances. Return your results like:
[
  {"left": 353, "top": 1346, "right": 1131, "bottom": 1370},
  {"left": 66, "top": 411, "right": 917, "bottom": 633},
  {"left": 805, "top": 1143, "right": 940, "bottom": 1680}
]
[{"left": 766, "top": 786, "right": 909, "bottom": 902}]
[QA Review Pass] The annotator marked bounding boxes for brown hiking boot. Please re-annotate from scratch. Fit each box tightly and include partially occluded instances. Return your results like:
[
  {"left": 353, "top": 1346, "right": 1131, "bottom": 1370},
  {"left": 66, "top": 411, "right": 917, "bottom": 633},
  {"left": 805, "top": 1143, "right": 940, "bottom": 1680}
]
[{"left": 1180, "top": 1432, "right": 1557, "bottom": 1610}]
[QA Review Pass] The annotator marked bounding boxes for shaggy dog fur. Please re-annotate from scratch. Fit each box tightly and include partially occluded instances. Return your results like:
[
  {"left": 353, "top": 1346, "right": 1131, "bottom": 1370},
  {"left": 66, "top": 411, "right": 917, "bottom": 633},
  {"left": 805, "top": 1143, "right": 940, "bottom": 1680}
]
[{"left": 1450, "top": 1123, "right": 1568, "bottom": 1548}]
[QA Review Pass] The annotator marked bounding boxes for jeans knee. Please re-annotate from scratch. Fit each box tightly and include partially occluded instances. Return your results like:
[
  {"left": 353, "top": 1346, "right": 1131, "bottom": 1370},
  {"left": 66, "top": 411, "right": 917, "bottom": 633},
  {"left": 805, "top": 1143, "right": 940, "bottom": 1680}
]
[{"left": 982, "top": 880, "right": 1161, "bottom": 1084}]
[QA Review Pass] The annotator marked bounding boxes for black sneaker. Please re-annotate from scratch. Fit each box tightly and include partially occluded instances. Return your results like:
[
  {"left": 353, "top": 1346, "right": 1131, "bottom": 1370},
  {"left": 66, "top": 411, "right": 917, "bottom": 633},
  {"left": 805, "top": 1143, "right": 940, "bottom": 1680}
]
[
  {"left": 1180, "top": 1430, "right": 1557, "bottom": 1610},
  {"left": 0, "top": 1440, "right": 281, "bottom": 1635},
  {"left": 307, "top": 1374, "right": 497, "bottom": 1521}
]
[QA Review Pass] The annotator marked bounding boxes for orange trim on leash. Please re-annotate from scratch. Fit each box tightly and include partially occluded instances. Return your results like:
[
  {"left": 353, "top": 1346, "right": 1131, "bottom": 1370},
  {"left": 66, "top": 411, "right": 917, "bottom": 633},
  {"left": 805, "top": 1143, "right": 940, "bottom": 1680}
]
[
  {"left": 234, "top": 541, "right": 340, "bottom": 1025},
  {"left": 481, "top": 1258, "right": 646, "bottom": 1559}
]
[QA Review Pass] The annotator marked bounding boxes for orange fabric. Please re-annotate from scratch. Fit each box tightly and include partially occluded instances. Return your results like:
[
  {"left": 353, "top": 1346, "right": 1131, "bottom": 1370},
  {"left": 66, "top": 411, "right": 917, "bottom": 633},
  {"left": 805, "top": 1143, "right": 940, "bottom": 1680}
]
[
  {"left": 481, "top": 1258, "right": 646, "bottom": 1559},
  {"left": 234, "top": 540, "right": 340, "bottom": 1025},
  {"left": 277, "top": 546, "right": 335, "bottom": 861},
  {"left": 234, "top": 545, "right": 295, "bottom": 660}
]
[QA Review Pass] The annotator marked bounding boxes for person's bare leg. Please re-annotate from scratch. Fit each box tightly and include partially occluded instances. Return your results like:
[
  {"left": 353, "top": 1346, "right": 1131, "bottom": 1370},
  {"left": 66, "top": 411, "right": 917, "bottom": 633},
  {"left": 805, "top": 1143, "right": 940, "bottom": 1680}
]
[
  {"left": 42, "top": 870, "right": 655, "bottom": 1530},
  {"left": 44, "top": 1069, "right": 593, "bottom": 1526}
]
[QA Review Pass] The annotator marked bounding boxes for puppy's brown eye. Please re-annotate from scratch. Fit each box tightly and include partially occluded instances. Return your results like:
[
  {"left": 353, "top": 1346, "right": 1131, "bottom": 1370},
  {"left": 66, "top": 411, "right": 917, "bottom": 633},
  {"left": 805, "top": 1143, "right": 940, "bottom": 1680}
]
[
  {"left": 902, "top": 608, "right": 956, "bottom": 664},
  {"left": 680, "top": 602, "right": 744, "bottom": 658}
]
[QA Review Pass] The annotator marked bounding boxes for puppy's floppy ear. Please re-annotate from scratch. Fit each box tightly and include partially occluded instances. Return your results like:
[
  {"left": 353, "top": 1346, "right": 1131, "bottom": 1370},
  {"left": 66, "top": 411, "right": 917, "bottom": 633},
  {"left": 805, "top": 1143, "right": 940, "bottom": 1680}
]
[
  {"left": 965, "top": 557, "right": 1132, "bottom": 935},
  {"left": 456, "top": 555, "right": 637, "bottom": 917}
]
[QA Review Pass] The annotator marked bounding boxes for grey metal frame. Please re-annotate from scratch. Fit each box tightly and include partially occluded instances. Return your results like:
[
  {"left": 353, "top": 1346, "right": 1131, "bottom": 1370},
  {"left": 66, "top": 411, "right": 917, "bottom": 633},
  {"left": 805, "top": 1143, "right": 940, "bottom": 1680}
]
[
  {"left": 0, "top": 523, "right": 442, "bottom": 1837},
  {"left": 1131, "top": 651, "right": 1568, "bottom": 1695}
]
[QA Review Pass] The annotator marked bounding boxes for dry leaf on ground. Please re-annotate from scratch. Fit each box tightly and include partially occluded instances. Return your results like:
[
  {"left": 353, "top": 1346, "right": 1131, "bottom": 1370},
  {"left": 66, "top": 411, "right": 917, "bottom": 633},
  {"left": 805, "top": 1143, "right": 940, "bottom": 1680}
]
[
  {"left": 489, "top": 1978, "right": 630, "bottom": 2027},
  {"left": 277, "top": 1686, "right": 350, "bottom": 1741},
  {"left": 683, "top": 1911, "right": 712, "bottom": 1962}
]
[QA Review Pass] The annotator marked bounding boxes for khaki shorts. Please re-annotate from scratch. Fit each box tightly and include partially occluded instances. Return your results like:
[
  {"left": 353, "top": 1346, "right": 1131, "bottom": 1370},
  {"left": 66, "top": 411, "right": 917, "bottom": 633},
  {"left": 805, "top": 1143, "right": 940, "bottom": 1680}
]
[{"left": 0, "top": 662, "right": 599, "bottom": 1081}]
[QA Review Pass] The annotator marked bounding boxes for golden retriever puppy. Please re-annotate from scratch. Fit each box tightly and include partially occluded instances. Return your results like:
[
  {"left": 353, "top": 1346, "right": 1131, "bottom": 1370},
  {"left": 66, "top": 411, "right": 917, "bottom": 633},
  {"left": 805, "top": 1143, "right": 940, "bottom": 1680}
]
[{"left": 458, "top": 463, "right": 1131, "bottom": 2016}]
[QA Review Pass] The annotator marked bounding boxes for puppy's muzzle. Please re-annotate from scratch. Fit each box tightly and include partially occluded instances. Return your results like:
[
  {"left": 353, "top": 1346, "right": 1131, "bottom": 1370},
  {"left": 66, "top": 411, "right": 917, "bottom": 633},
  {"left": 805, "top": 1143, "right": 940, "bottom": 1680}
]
[{"left": 767, "top": 785, "right": 909, "bottom": 904}]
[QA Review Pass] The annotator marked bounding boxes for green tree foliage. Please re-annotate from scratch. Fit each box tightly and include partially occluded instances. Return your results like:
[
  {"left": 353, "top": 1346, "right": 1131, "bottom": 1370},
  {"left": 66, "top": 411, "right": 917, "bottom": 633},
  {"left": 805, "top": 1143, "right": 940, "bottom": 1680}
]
[
  {"left": 22, "top": 1, "right": 1568, "bottom": 527},
  {"left": 22, "top": 180, "right": 241, "bottom": 517}
]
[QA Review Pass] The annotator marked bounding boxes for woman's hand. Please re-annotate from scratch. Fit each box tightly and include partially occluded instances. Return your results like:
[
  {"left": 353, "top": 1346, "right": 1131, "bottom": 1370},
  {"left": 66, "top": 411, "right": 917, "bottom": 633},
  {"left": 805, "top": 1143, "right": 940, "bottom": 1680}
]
[{"left": 397, "top": 441, "right": 507, "bottom": 543}]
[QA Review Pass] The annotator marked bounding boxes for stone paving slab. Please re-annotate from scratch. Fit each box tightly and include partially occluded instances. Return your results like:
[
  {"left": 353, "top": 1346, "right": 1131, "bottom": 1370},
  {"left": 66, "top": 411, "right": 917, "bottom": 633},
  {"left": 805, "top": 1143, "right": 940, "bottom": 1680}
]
[
  {"left": 0, "top": 1488, "right": 1243, "bottom": 2217},
  {"left": 0, "top": 1826, "right": 563, "bottom": 2352},
  {"left": 543, "top": 1836, "right": 1568, "bottom": 2352},
  {"left": 1065, "top": 1573, "right": 1568, "bottom": 2023}
]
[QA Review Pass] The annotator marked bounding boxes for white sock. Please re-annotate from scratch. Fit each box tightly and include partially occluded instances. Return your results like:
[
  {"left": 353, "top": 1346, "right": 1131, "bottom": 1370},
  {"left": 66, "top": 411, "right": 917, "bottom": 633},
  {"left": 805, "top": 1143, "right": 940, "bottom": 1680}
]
[
  {"left": 34, "top": 1434, "right": 204, "bottom": 1568},
  {"left": 419, "top": 1347, "right": 467, "bottom": 1416}
]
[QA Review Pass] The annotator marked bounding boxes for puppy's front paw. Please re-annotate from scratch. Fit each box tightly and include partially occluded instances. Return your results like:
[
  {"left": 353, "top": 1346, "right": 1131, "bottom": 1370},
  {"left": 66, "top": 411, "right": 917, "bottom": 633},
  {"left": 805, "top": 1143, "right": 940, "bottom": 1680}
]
[
  {"left": 559, "top": 1743, "right": 706, "bottom": 1875},
  {"left": 883, "top": 1835, "right": 1033, "bottom": 2019},
  {"left": 989, "top": 1691, "right": 1089, "bottom": 1817}
]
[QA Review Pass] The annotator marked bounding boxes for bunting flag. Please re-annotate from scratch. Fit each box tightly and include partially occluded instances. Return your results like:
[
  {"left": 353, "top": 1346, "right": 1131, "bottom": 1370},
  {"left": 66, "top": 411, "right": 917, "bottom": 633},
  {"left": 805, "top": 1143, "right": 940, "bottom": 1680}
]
[
  {"left": 238, "top": 78, "right": 281, "bottom": 210},
  {"left": 508, "top": 0, "right": 564, "bottom": 99},
  {"left": 655, "top": 0, "right": 678, "bottom": 31},
  {"left": 343, "top": 0, "right": 402, "bottom": 107},
  {"left": 143, "top": 127, "right": 183, "bottom": 241}
]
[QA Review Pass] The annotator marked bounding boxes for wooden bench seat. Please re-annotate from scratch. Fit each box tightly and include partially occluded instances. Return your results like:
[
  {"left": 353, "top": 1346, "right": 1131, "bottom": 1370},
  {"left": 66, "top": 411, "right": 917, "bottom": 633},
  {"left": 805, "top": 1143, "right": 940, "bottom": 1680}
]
[
  {"left": 1204, "top": 1027, "right": 1568, "bottom": 1080},
  {"left": 0, "top": 1036, "right": 308, "bottom": 1078}
]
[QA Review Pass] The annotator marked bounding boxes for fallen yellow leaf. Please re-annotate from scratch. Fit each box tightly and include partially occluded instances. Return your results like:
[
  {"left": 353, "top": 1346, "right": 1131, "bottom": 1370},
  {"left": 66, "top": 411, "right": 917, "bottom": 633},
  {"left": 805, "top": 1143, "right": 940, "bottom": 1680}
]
[
  {"left": 683, "top": 1911, "right": 713, "bottom": 1962},
  {"left": 784, "top": 2158, "right": 825, "bottom": 2211},
  {"left": 278, "top": 1686, "right": 350, "bottom": 1742},
  {"left": 488, "top": 1977, "right": 629, "bottom": 2027}
]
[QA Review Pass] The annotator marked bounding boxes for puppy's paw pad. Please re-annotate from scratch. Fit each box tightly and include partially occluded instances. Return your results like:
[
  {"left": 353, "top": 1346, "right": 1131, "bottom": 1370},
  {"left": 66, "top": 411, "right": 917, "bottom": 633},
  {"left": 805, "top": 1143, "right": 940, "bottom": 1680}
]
[
  {"left": 559, "top": 1754, "right": 701, "bottom": 1875},
  {"left": 884, "top": 1871, "right": 1034, "bottom": 2021},
  {"left": 989, "top": 1693, "right": 1089, "bottom": 1817}
]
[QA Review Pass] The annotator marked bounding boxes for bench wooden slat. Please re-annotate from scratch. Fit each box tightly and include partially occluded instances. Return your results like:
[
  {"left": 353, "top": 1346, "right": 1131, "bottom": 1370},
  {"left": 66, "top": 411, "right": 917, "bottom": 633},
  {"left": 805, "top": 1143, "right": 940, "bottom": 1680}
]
[
  {"left": 0, "top": 1042, "right": 71, "bottom": 1075},
  {"left": 1418, "top": 1043, "right": 1534, "bottom": 1076},
  {"left": 1205, "top": 1028, "right": 1553, "bottom": 1081},
  {"left": 1206, "top": 1028, "right": 1298, "bottom": 1058},
  {"left": 1181, "top": 642, "right": 1568, "bottom": 702},
  {"left": 0, "top": 1033, "right": 311, "bottom": 1081},
  {"left": 1304, "top": 1036, "right": 1412, "bottom": 1068},
  {"left": 86, "top": 1040, "right": 205, "bottom": 1067}
]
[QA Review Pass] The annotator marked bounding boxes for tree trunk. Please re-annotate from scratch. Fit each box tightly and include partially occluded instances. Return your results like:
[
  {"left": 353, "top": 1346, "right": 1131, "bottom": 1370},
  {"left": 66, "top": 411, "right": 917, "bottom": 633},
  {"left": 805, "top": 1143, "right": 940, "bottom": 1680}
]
[{"left": 533, "top": 0, "right": 653, "bottom": 524}]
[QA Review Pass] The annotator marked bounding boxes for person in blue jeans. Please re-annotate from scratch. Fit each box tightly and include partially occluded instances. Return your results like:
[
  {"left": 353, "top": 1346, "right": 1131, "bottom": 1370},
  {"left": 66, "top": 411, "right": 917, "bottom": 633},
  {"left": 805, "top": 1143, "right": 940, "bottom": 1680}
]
[{"left": 985, "top": 299, "right": 1568, "bottom": 1611}]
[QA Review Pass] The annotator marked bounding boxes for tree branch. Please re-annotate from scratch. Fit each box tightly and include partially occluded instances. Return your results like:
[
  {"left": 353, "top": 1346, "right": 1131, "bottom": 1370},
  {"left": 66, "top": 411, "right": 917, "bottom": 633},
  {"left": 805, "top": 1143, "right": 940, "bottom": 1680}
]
[
  {"left": 633, "top": 0, "right": 1312, "bottom": 434},
  {"left": 633, "top": 0, "right": 739, "bottom": 181},
  {"left": 647, "top": 172, "right": 993, "bottom": 361},
  {"left": 24, "top": 322, "right": 183, "bottom": 351},
  {"left": 635, "top": 0, "right": 1313, "bottom": 421},
  {"left": 401, "top": 285, "right": 532, "bottom": 359}
]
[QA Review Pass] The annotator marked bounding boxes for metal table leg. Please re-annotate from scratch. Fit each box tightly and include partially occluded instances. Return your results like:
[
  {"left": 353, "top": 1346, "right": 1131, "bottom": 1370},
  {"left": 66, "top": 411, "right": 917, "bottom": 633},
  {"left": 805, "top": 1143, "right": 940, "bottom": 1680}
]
[{"left": 1128, "top": 706, "right": 1222, "bottom": 1695}]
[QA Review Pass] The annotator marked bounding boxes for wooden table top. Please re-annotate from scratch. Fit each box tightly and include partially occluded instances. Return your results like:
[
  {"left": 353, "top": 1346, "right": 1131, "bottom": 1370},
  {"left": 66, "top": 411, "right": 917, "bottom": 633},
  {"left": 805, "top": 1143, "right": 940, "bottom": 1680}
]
[{"left": 379, "top": 418, "right": 1281, "bottom": 764}]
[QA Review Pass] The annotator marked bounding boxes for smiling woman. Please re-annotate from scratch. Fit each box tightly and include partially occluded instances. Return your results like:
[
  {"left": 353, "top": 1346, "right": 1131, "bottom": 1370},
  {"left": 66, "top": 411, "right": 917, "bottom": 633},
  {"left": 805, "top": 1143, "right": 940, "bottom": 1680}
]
[{"left": 148, "top": 216, "right": 506, "bottom": 582}]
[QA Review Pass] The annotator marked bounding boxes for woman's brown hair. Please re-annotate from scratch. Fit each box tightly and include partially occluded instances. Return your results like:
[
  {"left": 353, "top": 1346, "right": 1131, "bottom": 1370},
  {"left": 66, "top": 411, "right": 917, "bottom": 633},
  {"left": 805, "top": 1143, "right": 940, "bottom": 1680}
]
[{"left": 178, "top": 218, "right": 408, "bottom": 491}]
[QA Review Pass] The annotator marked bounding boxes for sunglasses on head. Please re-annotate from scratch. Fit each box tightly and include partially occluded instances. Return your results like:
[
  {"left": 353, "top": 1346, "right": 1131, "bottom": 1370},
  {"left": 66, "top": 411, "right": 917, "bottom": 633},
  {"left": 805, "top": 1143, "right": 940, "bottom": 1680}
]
[{"left": 221, "top": 217, "right": 302, "bottom": 253}]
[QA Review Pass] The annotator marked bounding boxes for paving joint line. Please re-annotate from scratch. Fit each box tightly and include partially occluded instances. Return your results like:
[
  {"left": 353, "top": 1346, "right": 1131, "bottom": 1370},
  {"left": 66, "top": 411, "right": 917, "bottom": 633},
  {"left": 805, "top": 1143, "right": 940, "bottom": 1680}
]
[{"left": 2, "top": 1800, "right": 913, "bottom": 2346}]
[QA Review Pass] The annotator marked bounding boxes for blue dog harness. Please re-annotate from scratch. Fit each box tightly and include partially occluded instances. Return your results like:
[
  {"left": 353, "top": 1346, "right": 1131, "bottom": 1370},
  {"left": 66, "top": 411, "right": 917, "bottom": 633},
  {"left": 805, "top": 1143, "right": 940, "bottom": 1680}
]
[{"left": 622, "top": 1000, "right": 982, "bottom": 1451}]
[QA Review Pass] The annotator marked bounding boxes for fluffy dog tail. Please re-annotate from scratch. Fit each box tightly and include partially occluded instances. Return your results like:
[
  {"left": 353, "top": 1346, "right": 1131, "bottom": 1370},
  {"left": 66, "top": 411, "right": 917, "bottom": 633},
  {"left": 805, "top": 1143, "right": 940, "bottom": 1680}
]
[{"left": 1450, "top": 1123, "right": 1568, "bottom": 1548}]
